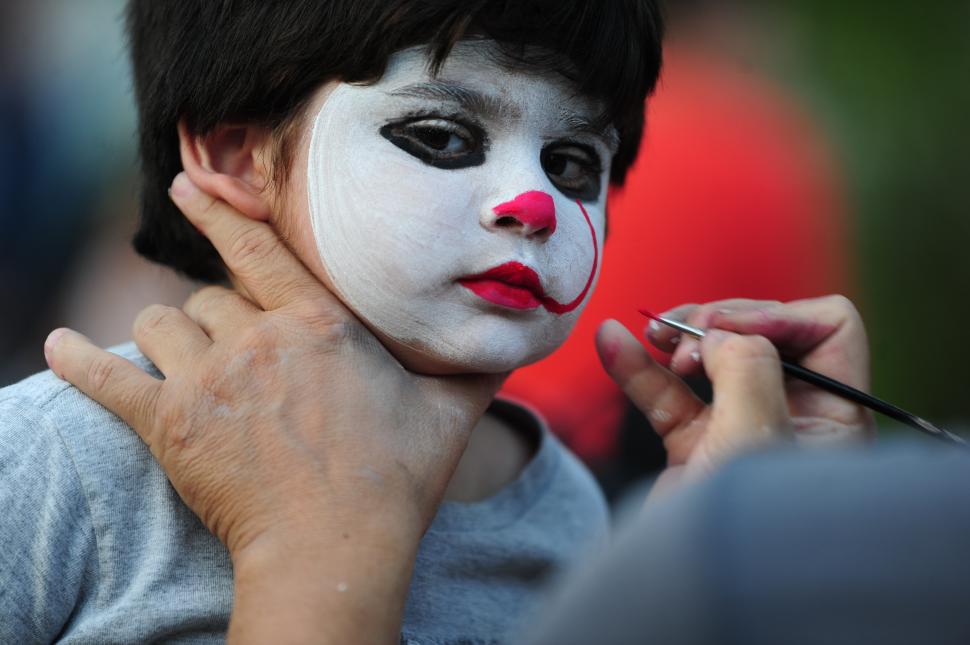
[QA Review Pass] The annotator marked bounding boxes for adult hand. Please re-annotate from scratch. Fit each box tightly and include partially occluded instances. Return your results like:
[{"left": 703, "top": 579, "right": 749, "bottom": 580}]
[
  {"left": 44, "top": 172, "right": 505, "bottom": 643},
  {"left": 596, "top": 296, "right": 875, "bottom": 494}
]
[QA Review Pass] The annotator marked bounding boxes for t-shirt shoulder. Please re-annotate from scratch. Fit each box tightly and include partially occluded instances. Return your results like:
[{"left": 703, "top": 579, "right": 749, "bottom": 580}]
[
  {"left": 0, "top": 349, "right": 145, "bottom": 641},
  {"left": 0, "top": 343, "right": 166, "bottom": 512},
  {"left": 0, "top": 344, "right": 230, "bottom": 642},
  {"left": 0, "top": 341, "right": 157, "bottom": 416}
]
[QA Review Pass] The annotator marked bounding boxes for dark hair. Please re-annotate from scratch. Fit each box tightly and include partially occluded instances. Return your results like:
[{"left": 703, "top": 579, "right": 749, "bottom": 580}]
[{"left": 126, "top": 0, "right": 665, "bottom": 281}]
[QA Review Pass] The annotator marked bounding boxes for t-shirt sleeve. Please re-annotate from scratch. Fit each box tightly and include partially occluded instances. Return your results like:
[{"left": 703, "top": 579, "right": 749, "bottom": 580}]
[{"left": 0, "top": 396, "right": 96, "bottom": 643}]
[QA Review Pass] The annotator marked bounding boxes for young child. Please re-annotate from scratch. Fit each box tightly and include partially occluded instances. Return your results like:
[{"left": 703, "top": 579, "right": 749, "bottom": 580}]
[{"left": 0, "top": 1, "right": 663, "bottom": 641}]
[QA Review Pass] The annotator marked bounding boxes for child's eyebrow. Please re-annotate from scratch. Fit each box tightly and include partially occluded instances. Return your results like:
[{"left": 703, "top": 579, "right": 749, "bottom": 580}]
[
  {"left": 388, "top": 81, "right": 520, "bottom": 121},
  {"left": 559, "top": 110, "right": 620, "bottom": 152},
  {"left": 387, "top": 81, "right": 619, "bottom": 152}
]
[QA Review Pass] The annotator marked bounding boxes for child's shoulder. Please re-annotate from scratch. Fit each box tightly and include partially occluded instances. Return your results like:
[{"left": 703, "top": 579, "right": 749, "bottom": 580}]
[
  {"left": 0, "top": 342, "right": 159, "bottom": 474},
  {"left": 0, "top": 344, "right": 231, "bottom": 642},
  {"left": 2, "top": 340, "right": 155, "bottom": 412}
]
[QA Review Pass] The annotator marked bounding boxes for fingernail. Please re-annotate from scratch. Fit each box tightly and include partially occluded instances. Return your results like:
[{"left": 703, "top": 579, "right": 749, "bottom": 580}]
[
  {"left": 670, "top": 335, "right": 680, "bottom": 345},
  {"left": 44, "top": 328, "right": 68, "bottom": 367},
  {"left": 170, "top": 172, "right": 197, "bottom": 200},
  {"left": 647, "top": 320, "right": 661, "bottom": 334},
  {"left": 650, "top": 408, "right": 672, "bottom": 423},
  {"left": 690, "top": 350, "right": 701, "bottom": 363}
]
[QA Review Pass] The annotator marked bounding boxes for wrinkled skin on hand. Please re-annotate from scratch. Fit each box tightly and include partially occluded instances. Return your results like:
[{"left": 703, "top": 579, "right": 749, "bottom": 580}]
[{"left": 46, "top": 173, "right": 505, "bottom": 560}]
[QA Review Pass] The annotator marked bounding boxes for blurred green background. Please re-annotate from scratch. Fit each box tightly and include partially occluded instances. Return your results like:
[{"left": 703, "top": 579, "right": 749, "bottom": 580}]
[
  {"left": 747, "top": 1, "right": 970, "bottom": 424},
  {"left": 0, "top": 0, "right": 967, "bottom": 428}
]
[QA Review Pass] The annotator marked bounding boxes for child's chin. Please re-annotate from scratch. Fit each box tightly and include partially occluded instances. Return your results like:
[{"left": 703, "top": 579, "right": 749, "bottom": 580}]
[{"left": 381, "top": 334, "right": 555, "bottom": 377}]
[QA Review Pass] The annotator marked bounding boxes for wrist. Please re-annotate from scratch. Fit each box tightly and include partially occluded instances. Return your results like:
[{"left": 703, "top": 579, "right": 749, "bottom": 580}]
[
  {"left": 224, "top": 461, "right": 431, "bottom": 557},
  {"left": 230, "top": 513, "right": 422, "bottom": 644},
  {"left": 231, "top": 508, "right": 422, "bottom": 570}
]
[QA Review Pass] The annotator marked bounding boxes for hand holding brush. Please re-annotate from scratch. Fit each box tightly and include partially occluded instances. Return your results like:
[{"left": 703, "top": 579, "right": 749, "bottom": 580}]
[
  {"left": 595, "top": 296, "right": 887, "bottom": 494},
  {"left": 640, "top": 296, "right": 966, "bottom": 444}
]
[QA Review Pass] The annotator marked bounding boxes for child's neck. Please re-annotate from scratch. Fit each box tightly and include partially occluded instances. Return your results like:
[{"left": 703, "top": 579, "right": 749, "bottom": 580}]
[{"left": 443, "top": 409, "right": 534, "bottom": 503}]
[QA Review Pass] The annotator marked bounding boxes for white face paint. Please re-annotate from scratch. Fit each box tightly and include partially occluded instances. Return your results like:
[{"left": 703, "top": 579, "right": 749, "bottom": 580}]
[{"left": 306, "top": 41, "right": 614, "bottom": 373}]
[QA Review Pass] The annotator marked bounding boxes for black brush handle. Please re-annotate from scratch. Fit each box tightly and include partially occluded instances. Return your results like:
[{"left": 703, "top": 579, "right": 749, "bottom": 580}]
[
  {"left": 781, "top": 361, "right": 965, "bottom": 445},
  {"left": 638, "top": 311, "right": 965, "bottom": 445}
]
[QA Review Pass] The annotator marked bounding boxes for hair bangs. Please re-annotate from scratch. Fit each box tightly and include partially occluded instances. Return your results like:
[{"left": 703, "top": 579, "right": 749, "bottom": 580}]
[
  {"left": 404, "top": 0, "right": 664, "bottom": 184},
  {"left": 127, "top": 0, "right": 663, "bottom": 281}
]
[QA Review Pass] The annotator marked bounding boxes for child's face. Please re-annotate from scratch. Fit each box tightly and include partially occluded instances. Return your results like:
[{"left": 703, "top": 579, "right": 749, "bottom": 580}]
[{"left": 282, "top": 41, "right": 614, "bottom": 374}]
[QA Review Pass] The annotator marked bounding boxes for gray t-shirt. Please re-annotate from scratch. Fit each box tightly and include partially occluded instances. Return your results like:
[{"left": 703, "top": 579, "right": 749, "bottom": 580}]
[{"left": 0, "top": 344, "right": 608, "bottom": 644}]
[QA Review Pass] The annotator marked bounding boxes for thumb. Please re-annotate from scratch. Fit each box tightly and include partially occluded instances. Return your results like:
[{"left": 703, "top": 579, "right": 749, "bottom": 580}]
[
  {"left": 700, "top": 330, "right": 792, "bottom": 459},
  {"left": 595, "top": 319, "right": 704, "bottom": 442}
]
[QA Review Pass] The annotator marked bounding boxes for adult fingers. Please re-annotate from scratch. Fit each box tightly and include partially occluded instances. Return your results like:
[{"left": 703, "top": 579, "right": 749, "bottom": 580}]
[
  {"left": 169, "top": 172, "right": 337, "bottom": 314},
  {"left": 596, "top": 320, "right": 705, "bottom": 439},
  {"left": 701, "top": 330, "right": 791, "bottom": 451},
  {"left": 706, "top": 295, "right": 856, "bottom": 354},
  {"left": 661, "top": 300, "right": 782, "bottom": 377},
  {"left": 707, "top": 294, "right": 868, "bottom": 388},
  {"left": 643, "top": 303, "right": 697, "bottom": 352},
  {"left": 45, "top": 328, "right": 163, "bottom": 435},
  {"left": 132, "top": 305, "right": 213, "bottom": 376},
  {"left": 183, "top": 286, "right": 260, "bottom": 341}
]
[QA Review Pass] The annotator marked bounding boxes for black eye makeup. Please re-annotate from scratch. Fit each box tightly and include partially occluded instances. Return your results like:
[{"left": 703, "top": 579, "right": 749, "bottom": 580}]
[
  {"left": 380, "top": 114, "right": 487, "bottom": 169},
  {"left": 541, "top": 142, "right": 603, "bottom": 202},
  {"left": 379, "top": 110, "right": 604, "bottom": 202}
]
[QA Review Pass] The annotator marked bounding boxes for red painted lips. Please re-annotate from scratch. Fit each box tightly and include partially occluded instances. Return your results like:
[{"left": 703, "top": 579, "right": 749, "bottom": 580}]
[
  {"left": 458, "top": 262, "right": 545, "bottom": 310},
  {"left": 458, "top": 200, "right": 599, "bottom": 315}
]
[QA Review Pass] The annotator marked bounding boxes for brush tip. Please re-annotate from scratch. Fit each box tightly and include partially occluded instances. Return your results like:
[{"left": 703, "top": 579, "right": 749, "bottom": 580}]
[{"left": 638, "top": 308, "right": 662, "bottom": 322}]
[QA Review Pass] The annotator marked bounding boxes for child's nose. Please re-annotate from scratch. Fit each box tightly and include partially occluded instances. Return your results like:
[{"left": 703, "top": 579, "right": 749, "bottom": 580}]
[{"left": 482, "top": 190, "right": 557, "bottom": 239}]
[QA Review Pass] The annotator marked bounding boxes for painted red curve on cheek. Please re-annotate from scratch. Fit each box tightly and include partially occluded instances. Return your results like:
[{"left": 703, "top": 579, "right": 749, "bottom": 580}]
[
  {"left": 493, "top": 190, "right": 557, "bottom": 235},
  {"left": 540, "top": 200, "right": 598, "bottom": 315}
]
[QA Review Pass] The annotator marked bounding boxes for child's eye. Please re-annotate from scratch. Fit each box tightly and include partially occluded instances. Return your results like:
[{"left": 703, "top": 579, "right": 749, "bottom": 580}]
[
  {"left": 541, "top": 144, "right": 603, "bottom": 202},
  {"left": 410, "top": 123, "right": 467, "bottom": 153},
  {"left": 380, "top": 117, "right": 485, "bottom": 169}
]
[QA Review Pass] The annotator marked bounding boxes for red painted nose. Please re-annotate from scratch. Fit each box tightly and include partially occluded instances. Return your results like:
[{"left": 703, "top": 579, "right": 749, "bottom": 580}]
[{"left": 491, "top": 191, "right": 557, "bottom": 237}]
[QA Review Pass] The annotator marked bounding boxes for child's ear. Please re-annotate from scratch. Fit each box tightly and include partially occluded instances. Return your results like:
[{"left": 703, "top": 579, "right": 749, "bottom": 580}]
[{"left": 177, "top": 120, "right": 274, "bottom": 221}]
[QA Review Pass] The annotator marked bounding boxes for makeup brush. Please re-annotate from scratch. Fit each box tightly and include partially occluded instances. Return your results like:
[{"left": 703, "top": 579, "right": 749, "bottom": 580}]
[{"left": 639, "top": 310, "right": 966, "bottom": 446}]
